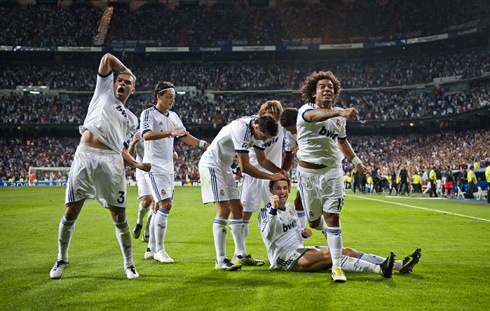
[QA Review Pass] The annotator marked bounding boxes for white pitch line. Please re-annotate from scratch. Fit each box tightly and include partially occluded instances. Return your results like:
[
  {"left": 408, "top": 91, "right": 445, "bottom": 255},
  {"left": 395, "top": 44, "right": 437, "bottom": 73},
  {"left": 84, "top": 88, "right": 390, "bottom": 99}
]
[{"left": 348, "top": 194, "right": 490, "bottom": 223}]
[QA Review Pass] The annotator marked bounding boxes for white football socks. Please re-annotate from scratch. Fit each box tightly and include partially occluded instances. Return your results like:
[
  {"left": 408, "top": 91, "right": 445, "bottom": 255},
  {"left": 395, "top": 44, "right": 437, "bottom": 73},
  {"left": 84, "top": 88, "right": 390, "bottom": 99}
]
[
  {"left": 340, "top": 256, "right": 377, "bottom": 274},
  {"left": 326, "top": 226, "right": 343, "bottom": 270},
  {"left": 57, "top": 216, "right": 76, "bottom": 262},
  {"left": 213, "top": 217, "right": 227, "bottom": 263},
  {"left": 137, "top": 202, "right": 149, "bottom": 225},
  {"left": 114, "top": 219, "right": 134, "bottom": 268},
  {"left": 147, "top": 210, "right": 157, "bottom": 252},
  {"left": 229, "top": 218, "right": 247, "bottom": 258},
  {"left": 154, "top": 209, "right": 169, "bottom": 253}
]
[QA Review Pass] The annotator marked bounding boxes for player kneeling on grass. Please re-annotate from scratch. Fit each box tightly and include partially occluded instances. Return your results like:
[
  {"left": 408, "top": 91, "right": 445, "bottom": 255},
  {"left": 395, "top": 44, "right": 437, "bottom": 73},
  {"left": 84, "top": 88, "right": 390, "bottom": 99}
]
[{"left": 258, "top": 179, "right": 421, "bottom": 278}]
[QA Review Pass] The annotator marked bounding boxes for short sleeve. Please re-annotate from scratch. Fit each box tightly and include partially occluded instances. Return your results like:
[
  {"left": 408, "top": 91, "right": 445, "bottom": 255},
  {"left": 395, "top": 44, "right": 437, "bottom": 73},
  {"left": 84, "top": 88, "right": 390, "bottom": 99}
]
[
  {"left": 230, "top": 120, "right": 250, "bottom": 153},
  {"left": 140, "top": 109, "right": 154, "bottom": 135}
]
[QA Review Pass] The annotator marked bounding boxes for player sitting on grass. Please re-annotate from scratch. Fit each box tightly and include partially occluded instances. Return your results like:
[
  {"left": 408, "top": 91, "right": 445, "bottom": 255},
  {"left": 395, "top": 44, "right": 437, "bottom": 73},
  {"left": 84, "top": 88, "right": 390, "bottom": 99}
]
[{"left": 258, "top": 179, "right": 421, "bottom": 277}]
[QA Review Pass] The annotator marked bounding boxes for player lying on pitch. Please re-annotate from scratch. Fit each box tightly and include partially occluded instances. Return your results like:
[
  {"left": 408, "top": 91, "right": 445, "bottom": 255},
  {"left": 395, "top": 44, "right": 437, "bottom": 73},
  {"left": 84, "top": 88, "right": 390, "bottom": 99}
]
[{"left": 258, "top": 179, "right": 421, "bottom": 278}]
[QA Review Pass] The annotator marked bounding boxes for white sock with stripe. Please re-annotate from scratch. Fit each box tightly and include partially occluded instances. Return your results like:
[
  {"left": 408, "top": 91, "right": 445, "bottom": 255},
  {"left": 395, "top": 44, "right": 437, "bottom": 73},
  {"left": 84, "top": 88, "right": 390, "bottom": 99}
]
[
  {"left": 243, "top": 219, "right": 249, "bottom": 239},
  {"left": 326, "top": 226, "right": 343, "bottom": 270},
  {"left": 340, "top": 256, "right": 378, "bottom": 273},
  {"left": 57, "top": 216, "right": 76, "bottom": 262},
  {"left": 114, "top": 219, "right": 134, "bottom": 268},
  {"left": 229, "top": 218, "right": 247, "bottom": 257},
  {"left": 357, "top": 252, "right": 403, "bottom": 270},
  {"left": 137, "top": 202, "right": 149, "bottom": 225},
  {"left": 213, "top": 217, "right": 227, "bottom": 264},
  {"left": 147, "top": 210, "right": 157, "bottom": 253},
  {"left": 154, "top": 209, "right": 169, "bottom": 253}
]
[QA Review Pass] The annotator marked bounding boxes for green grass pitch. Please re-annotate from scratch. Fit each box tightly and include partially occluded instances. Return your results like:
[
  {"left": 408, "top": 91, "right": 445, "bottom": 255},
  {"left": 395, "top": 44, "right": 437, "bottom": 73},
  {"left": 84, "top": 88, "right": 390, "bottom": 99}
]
[{"left": 1, "top": 186, "right": 489, "bottom": 310}]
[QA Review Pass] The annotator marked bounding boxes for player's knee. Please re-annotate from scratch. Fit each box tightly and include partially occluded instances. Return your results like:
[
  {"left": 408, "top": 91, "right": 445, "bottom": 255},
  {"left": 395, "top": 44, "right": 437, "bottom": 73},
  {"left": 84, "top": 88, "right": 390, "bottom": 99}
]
[
  {"left": 342, "top": 247, "right": 357, "bottom": 257},
  {"left": 324, "top": 213, "right": 340, "bottom": 226}
]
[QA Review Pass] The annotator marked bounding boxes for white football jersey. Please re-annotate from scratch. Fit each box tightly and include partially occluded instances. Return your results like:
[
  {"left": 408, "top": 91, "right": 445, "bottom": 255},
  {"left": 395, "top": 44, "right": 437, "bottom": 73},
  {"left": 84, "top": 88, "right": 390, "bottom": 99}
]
[
  {"left": 199, "top": 116, "right": 262, "bottom": 168},
  {"left": 80, "top": 72, "right": 138, "bottom": 153},
  {"left": 141, "top": 107, "right": 185, "bottom": 174},
  {"left": 296, "top": 103, "right": 346, "bottom": 167},
  {"left": 284, "top": 131, "right": 297, "bottom": 153},
  {"left": 248, "top": 124, "right": 285, "bottom": 172},
  {"left": 258, "top": 202, "right": 305, "bottom": 270},
  {"left": 134, "top": 138, "right": 145, "bottom": 181}
]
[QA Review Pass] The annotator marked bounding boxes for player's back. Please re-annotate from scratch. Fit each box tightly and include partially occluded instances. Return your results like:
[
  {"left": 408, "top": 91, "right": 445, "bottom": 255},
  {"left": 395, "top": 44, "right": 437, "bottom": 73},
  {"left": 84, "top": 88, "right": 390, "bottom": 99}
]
[{"left": 200, "top": 116, "right": 260, "bottom": 169}]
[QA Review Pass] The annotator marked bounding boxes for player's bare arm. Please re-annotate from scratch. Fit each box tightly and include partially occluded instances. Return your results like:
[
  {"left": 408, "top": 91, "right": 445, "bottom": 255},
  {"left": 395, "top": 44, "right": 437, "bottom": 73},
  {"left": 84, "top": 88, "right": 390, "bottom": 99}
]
[
  {"left": 127, "top": 132, "right": 140, "bottom": 157},
  {"left": 143, "top": 129, "right": 188, "bottom": 141},
  {"left": 254, "top": 148, "right": 286, "bottom": 174},
  {"left": 98, "top": 53, "right": 134, "bottom": 78},
  {"left": 180, "top": 134, "right": 210, "bottom": 150},
  {"left": 281, "top": 152, "right": 295, "bottom": 171},
  {"left": 303, "top": 107, "right": 358, "bottom": 122},
  {"left": 122, "top": 148, "right": 151, "bottom": 172},
  {"left": 338, "top": 138, "right": 366, "bottom": 175},
  {"left": 237, "top": 153, "right": 286, "bottom": 181}
]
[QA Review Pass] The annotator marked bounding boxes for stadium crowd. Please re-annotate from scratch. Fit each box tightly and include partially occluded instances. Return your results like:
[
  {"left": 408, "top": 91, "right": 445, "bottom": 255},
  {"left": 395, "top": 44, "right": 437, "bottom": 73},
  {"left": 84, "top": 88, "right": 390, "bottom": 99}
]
[
  {"left": 2, "top": 130, "right": 488, "bottom": 188},
  {"left": 2, "top": 0, "right": 486, "bottom": 47},
  {"left": 2, "top": 47, "right": 489, "bottom": 91},
  {"left": 0, "top": 4, "right": 101, "bottom": 46},
  {"left": 1, "top": 79, "right": 488, "bottom": 125}
]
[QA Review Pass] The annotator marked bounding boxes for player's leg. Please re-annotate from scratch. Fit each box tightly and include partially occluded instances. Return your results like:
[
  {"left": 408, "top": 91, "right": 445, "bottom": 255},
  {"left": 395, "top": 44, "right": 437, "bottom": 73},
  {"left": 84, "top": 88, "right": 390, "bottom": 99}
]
[
  {"left": 294, "top": 190, "right": 307, "bottom": 228},
  {"left": 240, "top": 175, "right": 263, "bottom": 242},
  {"left": 51, "top": 148, "right": 94, "bottom": 279},
  {"left": 50, "top": 200, "right": 84, "bottom": 279},
  {"left": 144, "top": 203, "right": 157, "bottom": 259},
  {"left": 133, "top": 194, "right": 152, "bottom": 239},
  {"left": 147, "top": 172, "right": 174, "bottom": 264},
  {"left": 199, "top": 165, "right": 241, "bottom": 271},
  {"left": 109, "top": 205, "right": 138, "bottom": 279},
  {"left": 142, "top": 201, "right": 154, "bottom": 242}
]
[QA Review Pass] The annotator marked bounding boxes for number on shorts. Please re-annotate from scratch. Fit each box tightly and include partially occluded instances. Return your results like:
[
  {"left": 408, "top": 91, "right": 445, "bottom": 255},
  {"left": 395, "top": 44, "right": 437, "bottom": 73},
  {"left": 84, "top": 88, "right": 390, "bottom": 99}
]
[
  {"left": 337, "top": 198, "right": 344, "bottom": 212},
  {"left": 117, "top": 191, "right": 125, "bottom": 204}
]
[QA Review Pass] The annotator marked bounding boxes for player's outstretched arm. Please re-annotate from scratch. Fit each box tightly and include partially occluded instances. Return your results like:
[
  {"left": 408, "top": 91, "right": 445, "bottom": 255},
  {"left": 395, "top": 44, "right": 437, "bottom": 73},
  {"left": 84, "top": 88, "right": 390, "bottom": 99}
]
[
  {"left": 179, "top": 134, "right": 210, "bottom": 150},
  {"left": 304, "top": 107, "right": 358, "bottom": 122},
  {"left": 98, "top": 53, "right": 135, "bottom": 79},
  {"left": 143, "top": 129, "right": 188, "bottom": 141}
]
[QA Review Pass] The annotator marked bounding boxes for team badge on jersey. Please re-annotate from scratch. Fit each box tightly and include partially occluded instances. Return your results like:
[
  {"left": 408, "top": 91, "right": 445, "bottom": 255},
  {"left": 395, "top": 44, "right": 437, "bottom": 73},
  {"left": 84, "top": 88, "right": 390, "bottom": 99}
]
[{"left": 336, "top": 119, "right": 341, "bottom": 126}]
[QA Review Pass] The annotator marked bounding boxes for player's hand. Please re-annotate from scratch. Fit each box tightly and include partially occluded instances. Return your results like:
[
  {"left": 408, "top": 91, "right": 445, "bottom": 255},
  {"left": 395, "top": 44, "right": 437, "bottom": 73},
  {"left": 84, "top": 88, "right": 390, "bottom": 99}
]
[
  {"left": 290, "top": 146, "right": 298, "bottom": 155},
  {"left": 270, "top": 195, "right": 279, "bottom": 209},
  {"left": 132, "top": 132, "right": 141, "bottom": 143},
  {"left": 173, "top": 151, "right": 179, "bottom": 160},
  {"left": 171, "top": 129, "right": 189, "bottom": 137},
  {"left": 340, "top": 108, "right": 359, "bottom": 120},
  {"left": 301, "top": 228, "right": 312, "bottom": 238},
  {"left": 136, "top": 162, "right": 151, "bottom": 172},
  {"left": 271, "top": 171, "right": 289, "bottom": 182},
  {"left": 357, "top": 163, "right": 367, "bottom": 176}
]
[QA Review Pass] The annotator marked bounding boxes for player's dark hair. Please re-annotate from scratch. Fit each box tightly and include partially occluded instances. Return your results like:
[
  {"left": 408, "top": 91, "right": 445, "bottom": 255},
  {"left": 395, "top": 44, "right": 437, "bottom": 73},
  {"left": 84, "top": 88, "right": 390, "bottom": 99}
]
[
  {"left": 256, "top": 115, "right": 278, "bottom": 137},
  {"left": 301, "top": 71, "right": 341, "bottom": 103},
  {"left": 269, "top": 179, "right": 291, "bottom": 191},
  {"left": 153, "top": 81, "right": 175, "bottom": 100},
  {"left": 280, "top": 108, "right": 298, "bottom": 128}
]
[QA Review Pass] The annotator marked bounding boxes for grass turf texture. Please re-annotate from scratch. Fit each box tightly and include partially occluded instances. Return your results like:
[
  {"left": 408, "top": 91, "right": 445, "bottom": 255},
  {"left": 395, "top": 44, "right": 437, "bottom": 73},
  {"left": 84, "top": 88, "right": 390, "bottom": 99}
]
[{"left": 1, "top": 186, "right": 489, "bottom": 311}]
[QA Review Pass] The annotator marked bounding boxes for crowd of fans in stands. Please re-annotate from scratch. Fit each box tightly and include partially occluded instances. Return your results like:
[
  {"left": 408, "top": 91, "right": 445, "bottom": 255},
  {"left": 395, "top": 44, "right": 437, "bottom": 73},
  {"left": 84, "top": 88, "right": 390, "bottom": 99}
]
[
  {"left": 1, "top": 0, "right": 487, "bottom": 47},
  {"left": 2, "top": 130, "right": 488, "bottom": 186},
  {"left": 1, "top": 78, "right": 488, "bottom": 125},
  {"left": 2, "top": 47, "right": 489, "bottom": 91}
]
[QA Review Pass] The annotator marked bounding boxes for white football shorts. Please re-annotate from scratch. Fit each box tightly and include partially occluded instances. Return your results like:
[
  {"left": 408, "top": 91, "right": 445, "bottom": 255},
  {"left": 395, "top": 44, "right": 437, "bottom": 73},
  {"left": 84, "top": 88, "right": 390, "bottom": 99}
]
[
  {"left": 240, "top": 174, "right": 271, "bottom": 213},
  {"left": 145, "top": 171, "right": 174, "bottom": 203},
  {"left": 273, "top": 247, "right": 313, "bottom": 271},
  {"left": 65, "top": 145, "right": 127, "bottom": 208},
  {"left": 199, "top": 165, "right": 239, "bottom": 204},
  {"left": 136, "top": 170, "right": 151, "bottom": 199},
  {"left": 297, "top": 165, "right": 345, "bottom": 221}
]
